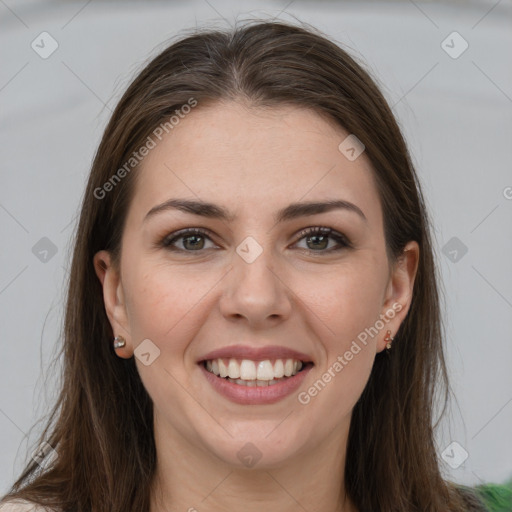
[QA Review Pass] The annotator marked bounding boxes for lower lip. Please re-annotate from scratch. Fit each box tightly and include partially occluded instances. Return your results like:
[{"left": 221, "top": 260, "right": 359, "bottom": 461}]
[{"left": 199, "top": 362, "right": 313, "bottom": 405}]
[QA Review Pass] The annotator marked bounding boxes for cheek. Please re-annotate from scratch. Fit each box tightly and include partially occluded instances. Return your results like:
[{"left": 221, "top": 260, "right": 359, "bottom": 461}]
[
  {"left": 305, "top": 257, "right": 387, "bottom": 344},
  {"left": 122, "top": 261, "right": 221, "bottom": 352},
  {"left": 299, "top": 257, "right": 386, "bottom": 405},
  {"left": 327, "top": 263, "right": 386, "bottom": 387},
  {"left": 122, "top": 264, "right": 192, "bottom": 340},
  {"left": 300, "top": 276, "right": 380, "bottom": 424}
]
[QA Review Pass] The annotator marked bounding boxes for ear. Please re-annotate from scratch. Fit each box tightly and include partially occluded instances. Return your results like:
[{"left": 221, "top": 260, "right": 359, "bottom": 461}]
[
  {"left": 93, "top": 250, "right": 132, "bottom": 358},
  {"left": 378, "top": 240, "right": 420, "bottom": 352}
]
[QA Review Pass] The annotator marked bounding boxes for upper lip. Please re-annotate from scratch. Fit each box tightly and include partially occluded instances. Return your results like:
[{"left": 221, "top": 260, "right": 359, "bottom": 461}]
[{"left": 198, "top": 344, "right": 313, "bottom": 363}]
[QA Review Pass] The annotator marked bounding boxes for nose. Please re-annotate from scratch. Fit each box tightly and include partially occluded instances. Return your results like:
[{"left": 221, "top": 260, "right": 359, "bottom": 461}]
[{"left": 219, "top": 243, "right": 292, "bottom": 329}]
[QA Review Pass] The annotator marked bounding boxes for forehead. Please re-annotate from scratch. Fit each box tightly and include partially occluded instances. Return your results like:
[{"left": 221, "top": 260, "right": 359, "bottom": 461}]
[{"left": 129, "top": 101, "right": 381, "bottom": 226}]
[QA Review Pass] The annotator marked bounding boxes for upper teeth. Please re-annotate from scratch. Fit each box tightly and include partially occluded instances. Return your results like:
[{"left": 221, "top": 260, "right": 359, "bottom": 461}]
[{"left": 205, "top": 358, "right": 304, "bottom": 380}]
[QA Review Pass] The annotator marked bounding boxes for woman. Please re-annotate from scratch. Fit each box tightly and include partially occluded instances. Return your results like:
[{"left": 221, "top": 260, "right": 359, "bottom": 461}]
[{"left": 0, "top": 19, "right": 503, "bottom": 512}]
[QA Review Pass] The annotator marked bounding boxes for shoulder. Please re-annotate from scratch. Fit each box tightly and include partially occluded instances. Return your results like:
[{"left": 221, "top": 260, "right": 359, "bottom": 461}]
[{"left": 0, "top": 500, "right": 56, "bottom": 512}]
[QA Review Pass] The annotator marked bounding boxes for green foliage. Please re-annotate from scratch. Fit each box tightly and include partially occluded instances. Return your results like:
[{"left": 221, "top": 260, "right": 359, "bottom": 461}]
[{"left": 475, "top": 480, "right": 512, "bottom": 512}]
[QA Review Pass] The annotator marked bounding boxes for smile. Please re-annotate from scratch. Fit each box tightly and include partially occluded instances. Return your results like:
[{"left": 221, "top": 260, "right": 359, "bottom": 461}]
[
  {"left": 199, "top": 357, "right": 314, "bottom": 405},
  {"left": 204, "top": 358, "right": 306, "bottom": 386}
]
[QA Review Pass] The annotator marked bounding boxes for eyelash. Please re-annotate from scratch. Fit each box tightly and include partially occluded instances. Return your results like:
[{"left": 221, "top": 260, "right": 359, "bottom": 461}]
[{"left": 159, "top": 226, "right": 352, "bottom": 254}]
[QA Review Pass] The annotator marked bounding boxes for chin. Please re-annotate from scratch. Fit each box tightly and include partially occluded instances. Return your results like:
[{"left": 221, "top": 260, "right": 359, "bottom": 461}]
[{"left": 200, "top": 424, "right": 307, "bottom": 470}]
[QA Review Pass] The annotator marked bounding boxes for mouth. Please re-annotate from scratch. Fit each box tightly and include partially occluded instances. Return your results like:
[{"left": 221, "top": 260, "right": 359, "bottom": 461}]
[
  {"left": 197, "top": 347, "right": 314, "bottom": 405},
  {"left": 201, "top": 357, "right": 313, "bottom": 387}
]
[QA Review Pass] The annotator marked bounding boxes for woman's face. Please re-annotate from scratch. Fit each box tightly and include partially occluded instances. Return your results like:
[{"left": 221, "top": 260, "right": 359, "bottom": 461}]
[{"left": 95, "top": 100, "right": 418, "bottom": 469}]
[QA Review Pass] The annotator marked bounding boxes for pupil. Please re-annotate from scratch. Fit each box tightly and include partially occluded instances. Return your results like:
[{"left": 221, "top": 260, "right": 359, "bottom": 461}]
[
  {"left": 185, "top": 235, "right": 204, "bottom": 250},
  {"left": 308, "top": 235, "right": 327, "bottom": 250}
]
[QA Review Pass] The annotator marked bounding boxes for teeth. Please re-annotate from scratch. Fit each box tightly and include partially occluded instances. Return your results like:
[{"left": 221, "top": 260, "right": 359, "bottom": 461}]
[
  {"left": 204, "top": 357, "right": 306, "bottom": 382},
  {"left": 284, "top": 359, "right": 294, "bottom": 377},
  {"left": 240, "top": 360, "right": 257, "bottom": 380},
  {"left": 218, "top": 359, "right": 228, "bottom": 378},
  {"left": 228, "top": 358, "right": 240, "bottom": 379},
  {"left": 256, "top": 360, "right": 274, "bottom": 380},
  {"left": 273, "top": 359, "right": 284, "bottom": 378},
  {"left": 228, "top": 377, "right": 286, "bottom": 386}
]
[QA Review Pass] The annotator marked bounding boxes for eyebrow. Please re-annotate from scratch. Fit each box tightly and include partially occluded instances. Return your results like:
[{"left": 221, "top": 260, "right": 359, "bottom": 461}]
[{"left": 144, "top": 198, "right": 368, "bottom": 224}]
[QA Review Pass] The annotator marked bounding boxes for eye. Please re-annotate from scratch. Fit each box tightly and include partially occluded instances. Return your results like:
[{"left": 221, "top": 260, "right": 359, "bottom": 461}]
[
  {"left": 294, "top": 226, "right": 351, "bottom": 253},
  {"left": 159, "top": 226, "right": 352, "bottom": 254},
  {"left": 160, "top": 228, "right": 217, "bottom": 252}
]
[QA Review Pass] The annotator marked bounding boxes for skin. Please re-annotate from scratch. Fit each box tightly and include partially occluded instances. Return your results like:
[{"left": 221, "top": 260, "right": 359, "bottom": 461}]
[{"left": 94, "top": 100, "right": 419, "bottom": 512}]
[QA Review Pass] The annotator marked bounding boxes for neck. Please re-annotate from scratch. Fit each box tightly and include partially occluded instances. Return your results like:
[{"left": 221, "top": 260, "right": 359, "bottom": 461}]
[{"left": 149, "top": 414, "right": 357, "bottom": 512}]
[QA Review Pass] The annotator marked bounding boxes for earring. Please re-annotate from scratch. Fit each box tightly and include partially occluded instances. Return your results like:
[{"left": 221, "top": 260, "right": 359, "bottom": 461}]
[
  {"left": 113, "top": 335, "right": 126, "bottom": 349},
  {"left": 384, "top": 330, "right": 394, "bottom": 350}
]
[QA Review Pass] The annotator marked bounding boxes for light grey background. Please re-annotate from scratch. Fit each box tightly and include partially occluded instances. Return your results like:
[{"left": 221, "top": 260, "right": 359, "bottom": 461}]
[{"left": 1, "top": 0, "right": 511, "bottom": 496}]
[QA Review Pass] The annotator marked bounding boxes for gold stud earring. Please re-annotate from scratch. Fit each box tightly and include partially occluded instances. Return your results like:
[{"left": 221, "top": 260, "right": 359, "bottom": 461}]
[{"left": 384, "top": 330, "right": 394, "bottom": 350}]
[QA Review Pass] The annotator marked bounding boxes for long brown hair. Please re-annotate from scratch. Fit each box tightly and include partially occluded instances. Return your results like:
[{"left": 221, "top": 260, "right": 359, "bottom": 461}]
[{"left": 1, "top": 19, "right": 483, "bottom": 512}]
